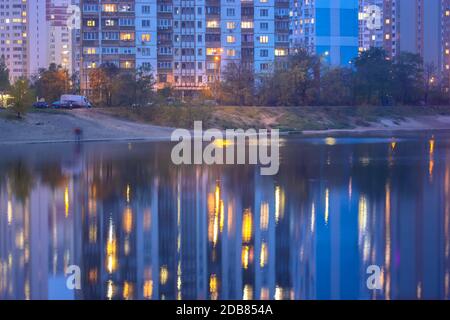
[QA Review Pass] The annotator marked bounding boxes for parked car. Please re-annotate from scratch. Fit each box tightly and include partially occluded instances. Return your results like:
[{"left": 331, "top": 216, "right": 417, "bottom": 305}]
[
  {"left": 52, "top": 100, "right": 73, "bottom": 109},
  {"left": 60, "top": 95, "right": 92, "bottom": 108},
  {"left": 33, "top": 101, "right": 49, "bottom": 109}
]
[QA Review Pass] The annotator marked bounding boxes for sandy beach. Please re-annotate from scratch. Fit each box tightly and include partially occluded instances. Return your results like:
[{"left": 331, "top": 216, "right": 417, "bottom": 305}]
[
  {"left": 2, "top": 108, "right": 450, "bottom": 144},
  {"left": 0, "top": 109, "right": 174, "bottom": 144}
]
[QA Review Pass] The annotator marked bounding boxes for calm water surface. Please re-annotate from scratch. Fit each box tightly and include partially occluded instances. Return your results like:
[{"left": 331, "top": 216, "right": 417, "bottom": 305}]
[{"left": 0, "top": 132, "right": 449, "bottom": 300}]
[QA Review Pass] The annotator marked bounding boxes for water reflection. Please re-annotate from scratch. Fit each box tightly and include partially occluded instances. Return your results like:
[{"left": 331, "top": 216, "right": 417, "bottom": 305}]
[{"left": 0, "top": 133, "right": 449, "bottom": 300}]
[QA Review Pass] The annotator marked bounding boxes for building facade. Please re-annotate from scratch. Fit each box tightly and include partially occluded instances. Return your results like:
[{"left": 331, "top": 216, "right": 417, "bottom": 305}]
[
  {"left": 290, "top": 0, "right": 359, "bottom": 66},
  {"left": 80, "top": 0, "right": 289, "bottom": 94},
  {"left": 0, "top": 0, "right": 28, "bottom": 82},
  {"left": 0, "top": 0, "right": 80, "bottom": 83}
]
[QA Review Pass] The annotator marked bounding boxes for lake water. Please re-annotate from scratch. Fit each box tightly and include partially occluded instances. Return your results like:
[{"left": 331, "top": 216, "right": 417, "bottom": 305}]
[{"left": 0, "top": 132, "right": 449, "bottom": 300}]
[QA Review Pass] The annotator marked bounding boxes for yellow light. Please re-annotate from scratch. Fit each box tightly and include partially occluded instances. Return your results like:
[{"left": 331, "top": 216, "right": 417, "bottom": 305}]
[
  {"left": 160, "top": 266, "right": 169, "bottom": 285},
  {"left": 242, "top": 209, "right": 253, "bottom": 243},
  {"left": 242, "top": 245, "right": 250, "bottom": 269},
  {"left": 209, "top": 274, "right": 218, "bottom": 300},
  {"left": 325, "top": 137, "right": 336, "bottom": 146},
  {"left": 64, "top": 186, "right": 70, "bottom": 218},
  {"left": 143, "top": 280, "right": 153, "bottom": 299},
  {"left": 260, "top": 242, "right": 268, "bottom": 267},
  {"left": 123, "top": 207, "right": 133, "bottom": 234},
  {"left": 123, "top": 281, "right": 133, "bottom": 300}
]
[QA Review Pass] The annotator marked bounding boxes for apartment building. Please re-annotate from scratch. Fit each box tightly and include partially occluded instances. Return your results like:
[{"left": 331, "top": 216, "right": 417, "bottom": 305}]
[
  {"left": 80, "top": 0, "right": 289, "bottom": 95},
  {"left": 0, "top": 0, "right": 28, "bottom": 82},
  {"left": 290, "top": 0, "right": 359, "bottom": 66},
  {"left": 359, "top": 0, "right": 450, "bottom": 82},
  {"left": 0, "top": 0, "right": 79, "bottom": 82}
]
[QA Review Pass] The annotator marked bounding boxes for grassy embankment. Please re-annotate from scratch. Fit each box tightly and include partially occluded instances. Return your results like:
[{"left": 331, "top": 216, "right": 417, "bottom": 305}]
[{"left": 95, "top": 105, "right": 450, "bottom": 131}]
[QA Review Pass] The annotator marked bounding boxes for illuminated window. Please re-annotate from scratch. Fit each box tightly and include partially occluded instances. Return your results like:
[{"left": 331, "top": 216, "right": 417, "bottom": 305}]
[
  {"left": 241, "top": 21, "right": 253, "bottom": 29},
  {"left": 226, "top": 22, "right": 236, "bottom": 30},
  {"left": 385, "top": 34, "right": 390, "bottom": 40},
  {"left": 141, "top": 34, "right": 151, "bottom": 42},
  {"left": 84, "top": 48, "right": 97, "bottom": 54},
  {"left": 207, "top": 20, "right": 219, "bottom": 28},
  {"left": 87, "top": 20, "right": 96, "bottom": 27},
  {"left": 103, "top": 4, "right": 117, "bottom": 12},
  {"left": 226, "top": 35, "right": 235, "bottom": 43},
  {"left": 120, "top": 32, "right": 135, "bottom": 41},
  {"left": 259, "top": 35, "right": 269, "bottom": 43},
  {"left": 275, "top": 48, "right": 286, "bottom": 56}
]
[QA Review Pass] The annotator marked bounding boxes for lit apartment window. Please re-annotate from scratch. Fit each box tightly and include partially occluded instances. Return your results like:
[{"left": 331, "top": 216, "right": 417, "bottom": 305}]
[
  {"left": 259, "top": 36, "right": 269, "bottom": 43},
  {"left": 226, "top": 35, "right": 235, "bottom": 43},
  {"left": 141, "top": 34, "right": 151, "bottom": 42},
  {"left": 84, "top": 48, "right": 97, "bottom": 54},
  {"left": 207, "top": 20, "right": 219, "bottom": 28},
  {"left": 102, "top": 4, "right": 117, "bottom": 12},
  {"left": 206, "top": 48, "right": 221, "bottom": 55},
  {"left": 226, "top": 22, "right": 236, "bottom": 30},
  {"left": 120, "top": 32, "right": 135, "bottom": 41},
  {"left": 105, "top": 19, "right": 115, "bottom": 26},
  {"left": 227, "top": 49, "right": 236, "bottom": 57},
  {"left": 385, "top": 34, "right": 390, "bottom": 40},
  {"left": 275, "top": 48, "right": 286, "bottom": 56},
  {"left": 241, "top": 21, "right": 253, "bottom": 29},
  {"left": 87, "top": 20, "right": 96, "bottom": 27}
]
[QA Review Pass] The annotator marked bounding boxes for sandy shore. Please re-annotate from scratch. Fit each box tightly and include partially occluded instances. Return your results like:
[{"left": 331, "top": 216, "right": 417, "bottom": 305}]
[
  {"left": 2, "top": 108, "right": 450, "bottom": 144},
  {"left": 301, "top": 116, "right": 450, "bottom": 135},
  {"left": 0, "top": 109, "right": 174, "bottom": 144}
]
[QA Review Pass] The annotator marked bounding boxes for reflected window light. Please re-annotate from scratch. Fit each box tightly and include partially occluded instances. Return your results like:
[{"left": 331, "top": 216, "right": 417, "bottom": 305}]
[
  {"left": 209, "top": 274, "right": 218, "bottom": 300},
  {"left": 143, "top": 280, "right": 153, "bottom": 299},
  {"left": 260, "top": 202, "right": 269, "bottom": 230},
  {"left": 325, "top": 188, "right": 329, "bottom": 225},
  {"left": 160, "top": 265, "right": 169, "bottom": 285},
  {"left": 260, "top": 242, "right": 268, "bottom": 267},
  {"left": 123, "top": 281, "right": 133, "bottom": 300},
  {"left": 242, "top": 209, "right": 253, "bottom": 243},
  {"left": 243, "top": 284, "right": 253, "bottom": 300}
]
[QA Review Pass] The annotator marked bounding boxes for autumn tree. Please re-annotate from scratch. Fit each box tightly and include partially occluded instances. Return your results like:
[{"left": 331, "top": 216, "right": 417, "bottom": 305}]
[
  {"left": 0, "top": 56, "right": 9, "bottom": 106},
  {"left": 33, "top": 63, "right": 70, "bottom": 102},
  {"left": 9, "top": 78, "right": 35, "bottom": 118},
  {"left": 89, "top": 62, "right": 120, "bottom": 106},
  {"left": 219, "top": 62, "right": 255, "bottom": 106}
]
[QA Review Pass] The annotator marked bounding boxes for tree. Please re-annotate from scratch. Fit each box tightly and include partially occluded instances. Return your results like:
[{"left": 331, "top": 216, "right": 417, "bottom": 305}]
[
  {"left": 219, "top": 62, "right": 255, "bottom": 106},
  {"left": 319, "top": 67, "right": 354, "bottom": 106},
  {"left": 391, "top": 52, "right": 423, "bottom": 105},
  {"left": 33, "top": 63, "right": 70, "bottom": 102},
  {"left": 89, "top": 62, "right": 119, "bottom": 106},
  {"left": 257, "top": 48, "right": 320, "bottom": 106},
  {"left": 0, "top": 56, "right": 10, "bottom": 107},
  {"left": 9, "top": 78, "right": 35, "bottom": 118},
  {"left": 353, "top": 47, "right": 393, "bottom": 105}
]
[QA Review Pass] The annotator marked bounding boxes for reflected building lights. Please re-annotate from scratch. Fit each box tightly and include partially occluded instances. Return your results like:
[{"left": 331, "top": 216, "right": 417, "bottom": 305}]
[{"left": 325, "top": 188, "right": 329, "bottom": 225}]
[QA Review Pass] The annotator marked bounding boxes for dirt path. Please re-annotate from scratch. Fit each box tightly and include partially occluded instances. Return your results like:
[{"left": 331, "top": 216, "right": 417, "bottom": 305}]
[{"left": 0, "top": 109, "right": 174, "bottom": 144}]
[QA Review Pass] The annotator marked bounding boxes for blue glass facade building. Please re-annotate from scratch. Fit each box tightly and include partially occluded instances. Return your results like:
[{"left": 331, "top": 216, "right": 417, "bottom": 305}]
[{"left": 290, "top": 0, "right": 359, "bottom": 66}]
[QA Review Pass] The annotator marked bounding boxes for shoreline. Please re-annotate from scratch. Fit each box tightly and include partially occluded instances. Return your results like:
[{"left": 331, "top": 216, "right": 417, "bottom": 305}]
[{"left": 1, "top": 108, "right": 450, "bottom": 145}]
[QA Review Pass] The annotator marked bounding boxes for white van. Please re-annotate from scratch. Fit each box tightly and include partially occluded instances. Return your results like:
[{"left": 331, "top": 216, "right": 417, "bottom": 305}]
[{"left": 60, "top": 95, "right": 92, "bottom": 108}]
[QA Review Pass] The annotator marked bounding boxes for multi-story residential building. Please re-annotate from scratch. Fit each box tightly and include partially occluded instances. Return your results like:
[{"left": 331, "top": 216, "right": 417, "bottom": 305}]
[
  {"left": 80, "top": 1, "right": 157, "bottom": 94},
  {"left": 359, "top": 0, "right": 449, "bottom": 82},
  {"left": 1, "top": 0, "right": 80, "bottom": 82},
  {"left": 80, "top": 0, "right": 289, "bottom": 95},
  {"left": 290, "top": 0, "right": 359, "bottom": 66},
  {"left": 0, "top": 0, "right": 28, "bottom": 82},
  {"left": 441, "top": 0, "right": 450, "bottom": 91}
]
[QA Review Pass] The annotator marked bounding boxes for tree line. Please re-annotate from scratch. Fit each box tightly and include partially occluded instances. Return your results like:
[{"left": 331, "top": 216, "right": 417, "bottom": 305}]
[{"left": 218, "top": 47, "right": 449, "bottom": 106}]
